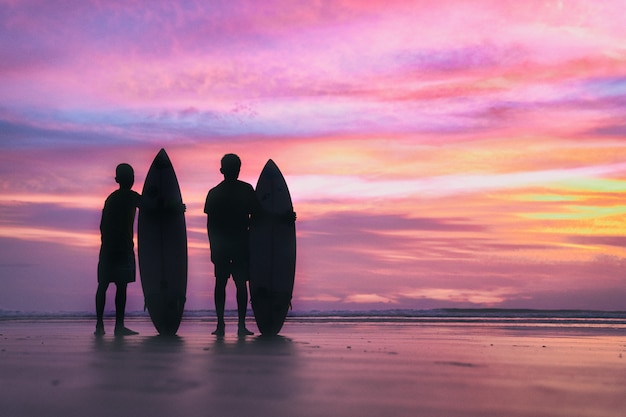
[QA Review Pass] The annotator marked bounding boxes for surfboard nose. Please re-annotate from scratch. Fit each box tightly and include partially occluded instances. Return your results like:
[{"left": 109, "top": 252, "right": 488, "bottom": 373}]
[
  {"left": 263, "top": 159, "right": 281, "bottom": 178},
  {"left": 155, "top": 148, "right": 173, "bottom": 169}
]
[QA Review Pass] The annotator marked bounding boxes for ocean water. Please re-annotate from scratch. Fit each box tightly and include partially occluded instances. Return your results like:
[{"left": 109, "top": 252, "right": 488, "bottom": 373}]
[{"left": 2, "top": 308, "right": 626, "bottom": 328}]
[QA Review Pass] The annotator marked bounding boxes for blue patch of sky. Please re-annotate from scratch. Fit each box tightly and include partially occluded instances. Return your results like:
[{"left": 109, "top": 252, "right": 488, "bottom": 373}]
[
  {"left": 0, "top": 120, "right": 125, "bottom": 149},
  {"left": 394, "top": 43, "right": 524, "bottom": 74},
  {"left": 586, "top": 76, "right": 626, "bottom": 97},
  {"left": 0, "top": 104, "right": 272, "bottom": 148},
  {"left": 0, "top": 107, "right": 144, "bottom": 149}
]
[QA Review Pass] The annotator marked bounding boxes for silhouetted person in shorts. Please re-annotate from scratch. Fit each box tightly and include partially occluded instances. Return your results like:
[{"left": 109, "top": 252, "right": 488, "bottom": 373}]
[
  {"left": 204, "top": 154, "right": 260, "bottom": 336},
  {"left": 95, "top": 163, "right": 140, "bottom": 336}
]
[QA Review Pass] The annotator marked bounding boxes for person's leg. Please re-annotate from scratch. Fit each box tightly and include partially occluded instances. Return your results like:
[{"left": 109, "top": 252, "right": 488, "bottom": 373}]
[
  {"left": 232, "top": 258, "right": 253, "bottom": 336},
  {"left": 234, "top": 278, "right": 253, "bottom": 336},
  {"left": 114, "top": 282, "right": 126, "bottom": 326},
  {"left": 114, "top": 282, "right": 138, "bottom": 336},
  {"left": 213, "top": 262, "right": 229, "bottom": 335},
  {"left": 95, "top": 282, "right": 109, "bottom": 335},
  {"left": 212, "top": 278, "right": 227, "bottom": 335}
]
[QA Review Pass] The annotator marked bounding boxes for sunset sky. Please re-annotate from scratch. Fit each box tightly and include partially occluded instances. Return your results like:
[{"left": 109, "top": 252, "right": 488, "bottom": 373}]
[{"left": 2, "top": 0, "right": 626, "bottom": 313}]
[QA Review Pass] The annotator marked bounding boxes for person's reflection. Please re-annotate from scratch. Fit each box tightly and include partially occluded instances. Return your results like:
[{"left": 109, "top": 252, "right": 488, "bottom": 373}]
[
  {"left": 205, "top": 335, "right": 301, "bottom": 414},
  {"left": 92, "top": 335, "right": 189, "bottom": 393}
]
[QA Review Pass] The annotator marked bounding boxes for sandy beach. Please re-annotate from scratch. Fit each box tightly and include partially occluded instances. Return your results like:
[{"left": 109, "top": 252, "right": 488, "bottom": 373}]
[{"left": 1, "top": 316, "right": 625, "bottom": 417}]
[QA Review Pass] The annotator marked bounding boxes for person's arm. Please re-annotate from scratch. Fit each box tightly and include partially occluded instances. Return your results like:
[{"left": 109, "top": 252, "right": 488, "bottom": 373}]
[
  {"left": 247, "top": 185, "right": 295, "bottom": 224},
  {"left": 163, "top": 199, "right": 186, "bottom": 213},
  {"left": 279, "top": 210, "right": 297, "bottom": 224},
  {"left": 138, "top": 193, "right": 185, "bottom": 214},
  {"left": 204, "top": 192, "right": 211, "bottom": 237}
]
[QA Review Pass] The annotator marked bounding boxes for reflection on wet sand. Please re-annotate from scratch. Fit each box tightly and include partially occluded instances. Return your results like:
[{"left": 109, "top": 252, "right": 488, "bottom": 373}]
[
  {"left": 2, "top": 319, "right": 625, "bottom": 417},
  {"left": 90, "top": 328, "right": 302, "bottom": 416}
]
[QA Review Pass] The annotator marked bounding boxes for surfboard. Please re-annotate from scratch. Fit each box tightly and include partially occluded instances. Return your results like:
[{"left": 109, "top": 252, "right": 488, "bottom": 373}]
[
  {"left": 138, "top": 148, "right": 187, "bottom": 336},
  {"left": 249, "top": 159, "right": 296, "bottom": 336}
]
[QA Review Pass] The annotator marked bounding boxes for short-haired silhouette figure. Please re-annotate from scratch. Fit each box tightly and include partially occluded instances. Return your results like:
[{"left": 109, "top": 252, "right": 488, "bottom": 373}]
[
  {"left": 95, "top": 163, "right": 140, "bottom": 336},
  {"left": 204, "top": 154, "right": 260, "bottom": 336}
]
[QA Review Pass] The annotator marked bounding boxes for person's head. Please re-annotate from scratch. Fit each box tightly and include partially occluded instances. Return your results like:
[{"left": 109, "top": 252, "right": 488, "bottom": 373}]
[
  {"left": 220, "top": 154, "right": 241, "bottom": 180},
  {"left": 115, "top": 163, "right": 134, "bottom": 189}
]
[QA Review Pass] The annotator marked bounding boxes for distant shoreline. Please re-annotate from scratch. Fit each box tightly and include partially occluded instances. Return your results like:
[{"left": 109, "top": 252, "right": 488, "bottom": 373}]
[{"left": 2, "top": 308, "right": 626, "bottom": 321}]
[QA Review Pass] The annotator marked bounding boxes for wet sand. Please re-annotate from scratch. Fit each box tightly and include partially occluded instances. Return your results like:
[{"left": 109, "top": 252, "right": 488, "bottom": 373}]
[{"left": 1, "top": 317, "right": 625, "bottom": 417}]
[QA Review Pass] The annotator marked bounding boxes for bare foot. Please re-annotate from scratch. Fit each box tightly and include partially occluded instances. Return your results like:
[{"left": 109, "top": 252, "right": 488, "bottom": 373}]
[
  {"left": 114, "top": 326, "right": 139, "bottom": 336},
  {"left": 238, "top": 327, "right": 254, "bottom": 337},
  {"left": 94, "top": 323, "right": 105, "bottom": 336},
  {"left": 212, "top": 326, "right": 225, "bottom": 337}
]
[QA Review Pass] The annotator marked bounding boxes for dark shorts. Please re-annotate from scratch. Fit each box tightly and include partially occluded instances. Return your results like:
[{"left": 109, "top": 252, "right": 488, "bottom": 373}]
[
  {"left": 98, "top": 249, "right": 136, "bottom": 284},
  {"left": 211, "top": 245, "right": 249, "bottom": 284}
]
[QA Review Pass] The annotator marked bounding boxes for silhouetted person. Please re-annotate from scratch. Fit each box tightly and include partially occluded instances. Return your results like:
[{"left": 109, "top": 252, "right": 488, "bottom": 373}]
[
  {"left": 204, "top": 154, "right": 260, "bottom": 336},
  {"left": 95, "top": 163, "right": 140, "bottom": 336}
]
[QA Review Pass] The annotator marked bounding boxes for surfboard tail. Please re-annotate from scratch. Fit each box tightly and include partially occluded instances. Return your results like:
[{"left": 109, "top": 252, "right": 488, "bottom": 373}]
[
  {"left": 250, "top": 288, "right": 291, "bottom": 336},
  {"left": 144, "top": 291, "right": 186, "bottom": 336}
]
